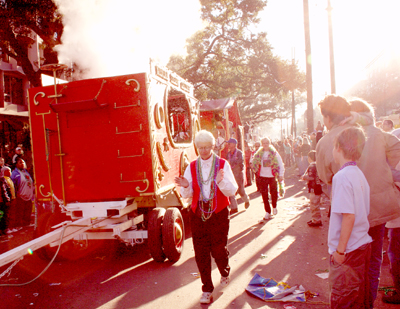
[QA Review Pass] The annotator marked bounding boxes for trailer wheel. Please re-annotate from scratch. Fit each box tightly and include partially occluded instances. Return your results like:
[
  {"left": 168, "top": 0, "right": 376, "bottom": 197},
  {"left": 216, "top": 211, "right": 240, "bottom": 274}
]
[
  {"left": 148, "top": 208, "right": 166, "bottom": 262},
  {"left": 34, "top": 212, "right": 74, "bottom": 261},
  {"left": 162, "top": 208, "right": 184, "bottom": 263}
]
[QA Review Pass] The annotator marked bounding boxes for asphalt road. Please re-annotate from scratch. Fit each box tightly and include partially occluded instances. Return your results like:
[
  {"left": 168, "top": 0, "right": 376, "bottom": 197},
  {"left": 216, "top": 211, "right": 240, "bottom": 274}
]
[{"left": 0, "top": 166, "right": 396, "bottom": 309}]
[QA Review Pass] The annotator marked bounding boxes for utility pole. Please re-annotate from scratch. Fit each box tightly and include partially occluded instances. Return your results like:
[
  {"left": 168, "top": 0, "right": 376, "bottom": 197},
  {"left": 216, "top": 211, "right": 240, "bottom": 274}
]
[
  {"left": 303, "top": 0, "right": 314, "bottom": 134},
  {"left": 291, "top": 48, "right": 296, "bottom": 137},
  {"left": 327, "top": 0, "right": 336, "bottom": 94}
]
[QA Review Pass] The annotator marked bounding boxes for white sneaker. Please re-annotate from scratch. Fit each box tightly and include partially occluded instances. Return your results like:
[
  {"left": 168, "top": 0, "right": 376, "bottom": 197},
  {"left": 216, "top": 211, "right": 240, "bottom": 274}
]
[
  {"left": 273, "top": 208, "right": 278, "bottom": 215},
  {"left": 263, "top": 213, "right": 271, "bottom": 220},
  {"left": 220, "top": 275, "right": 230, "bottom": 287},
  {"left": 200, "top": 292, "right": 213, "bottom": 304}
]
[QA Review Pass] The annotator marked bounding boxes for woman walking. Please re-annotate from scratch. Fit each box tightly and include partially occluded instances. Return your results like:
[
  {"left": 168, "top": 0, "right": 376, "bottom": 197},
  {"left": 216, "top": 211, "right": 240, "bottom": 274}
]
[
  {"left": 175, "top": 130, "right": 238, "bottom": 304},
  {"left": 251, "top": 137, "right": 285, "bottom": 221}
]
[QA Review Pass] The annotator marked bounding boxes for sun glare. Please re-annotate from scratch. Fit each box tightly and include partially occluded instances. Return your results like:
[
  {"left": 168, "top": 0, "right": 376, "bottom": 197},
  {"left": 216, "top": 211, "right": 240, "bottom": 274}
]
[
  {"left": 56, "top": 0, "right": 202, "bottom": 79},
  {"left": 261, "top": 0, "right": 400, "bottom": 102}
]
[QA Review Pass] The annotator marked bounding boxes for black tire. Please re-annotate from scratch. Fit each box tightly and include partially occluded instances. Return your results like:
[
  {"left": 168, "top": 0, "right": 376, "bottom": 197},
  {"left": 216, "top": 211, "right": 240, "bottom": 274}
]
[
  {"left": 162, "top": 208, "right": 184, "bottom": 263},
  {"left": 34, "top": 212, "right": 74, "bottom": 261},
  {"left": 148, "top": 208, "right": 166, "bottom": 262}
]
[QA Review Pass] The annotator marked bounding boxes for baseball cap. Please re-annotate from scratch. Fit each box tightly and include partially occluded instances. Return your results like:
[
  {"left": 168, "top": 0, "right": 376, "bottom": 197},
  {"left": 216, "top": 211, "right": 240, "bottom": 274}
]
[{"left": 227, "top": 138, "right": 237, "bottom": 144}]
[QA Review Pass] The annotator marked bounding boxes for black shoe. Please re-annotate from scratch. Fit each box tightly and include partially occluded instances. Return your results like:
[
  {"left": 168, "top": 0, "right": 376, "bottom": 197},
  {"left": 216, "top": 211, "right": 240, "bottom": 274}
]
[
  {"left": 383, "top": 291, "right": 400, "bottom": 304},
  {"left": 307, "top": 220, "right": 322, "bottom": 227},
  {"left": 230, "top": 209, "right": 238, "bottom": 215}
]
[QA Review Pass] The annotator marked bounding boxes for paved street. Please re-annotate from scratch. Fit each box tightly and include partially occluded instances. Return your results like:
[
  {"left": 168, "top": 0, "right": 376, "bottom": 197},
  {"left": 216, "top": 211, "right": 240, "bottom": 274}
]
[{"left": 0, "top": 166, "right": 396, "bottom": 308}]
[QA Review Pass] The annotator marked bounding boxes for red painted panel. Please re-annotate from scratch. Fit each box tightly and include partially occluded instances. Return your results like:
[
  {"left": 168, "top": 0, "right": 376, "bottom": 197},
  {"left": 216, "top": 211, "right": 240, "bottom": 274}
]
[{"left": 29, "top": 71, "right": 200, "bottom": 206}]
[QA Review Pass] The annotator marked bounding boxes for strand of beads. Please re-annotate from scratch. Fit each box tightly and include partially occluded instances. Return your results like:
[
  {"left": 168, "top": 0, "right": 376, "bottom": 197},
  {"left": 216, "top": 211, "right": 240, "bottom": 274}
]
[{"left": 197, "top": 155, "right": 220, "bottom": 221}]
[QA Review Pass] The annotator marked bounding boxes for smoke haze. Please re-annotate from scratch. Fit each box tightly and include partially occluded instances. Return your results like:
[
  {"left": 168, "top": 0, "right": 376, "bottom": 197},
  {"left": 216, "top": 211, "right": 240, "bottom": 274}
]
[{"left": 55, "top": 0, "right": 202, "bottom": 79}]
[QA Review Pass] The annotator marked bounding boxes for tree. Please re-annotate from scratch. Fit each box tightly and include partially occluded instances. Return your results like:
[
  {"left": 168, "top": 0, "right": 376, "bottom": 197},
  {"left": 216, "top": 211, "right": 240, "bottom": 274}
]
[
  {"left": 167, "top": 0, "right": 305, "bottom": 123},
  {"left": 241, "top": 90, "right": 306, "bottom": 123},
  {"left": 0, "top": 0, "right": 63, "bottom": 87}
]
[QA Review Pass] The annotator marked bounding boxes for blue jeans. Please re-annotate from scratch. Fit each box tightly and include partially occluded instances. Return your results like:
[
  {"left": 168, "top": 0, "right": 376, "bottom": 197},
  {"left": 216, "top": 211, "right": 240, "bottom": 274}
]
[
  {"left": 368, "top": 223, "right": 385, "bottom": 307},
  {"left": 388, "top": 227, "right": 400, "bottom": 292}
]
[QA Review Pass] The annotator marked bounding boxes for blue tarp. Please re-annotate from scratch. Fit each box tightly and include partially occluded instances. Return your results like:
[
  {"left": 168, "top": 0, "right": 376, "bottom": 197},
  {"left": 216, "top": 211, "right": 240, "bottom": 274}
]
[{"left": 246, "top": 273, "right": 306, "bottom": 302}]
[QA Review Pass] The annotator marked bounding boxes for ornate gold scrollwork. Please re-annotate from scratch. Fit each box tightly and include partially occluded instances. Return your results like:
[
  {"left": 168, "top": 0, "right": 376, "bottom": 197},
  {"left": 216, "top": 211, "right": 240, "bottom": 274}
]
[
  {"left": 163, "top": 137, "right": 169, "bottom": 152},
  {"left": 125, "top": 79, "right": 140, "bottom": 92},
  {"left": 39, "top": 184, "right": 51, "bottom": 198},
  {"left": 193, "top": 118, "right": 200, "bottom": 156},
  {"left": 114, "top": 101, "right": 140, "bottom": 109},
  {"left": 180, "top": 151, "right": 190, "bottom": 176},
  {"left": 120, "top": 172, "right": 149, "bottom": 193},
  {"left": 156, "top": 141, "right": 171, "bottom": 171},
  {"left": 154, "top": 103, "right": 165, "bottom": 129},
  {"left": 158, "top": 168, "right": 165, "bottom": 181},
  {"left": 117, "top": 148, "right": 144, "bottom": 158},
  {"left": 34, "top": 92, "right": 46, "bottom": 106},
  {"left": 136, "top": 179, "right": 150, "bottom": 193},
  {"left": 116, "top": 124, "right": 143, "bottom": 134}
]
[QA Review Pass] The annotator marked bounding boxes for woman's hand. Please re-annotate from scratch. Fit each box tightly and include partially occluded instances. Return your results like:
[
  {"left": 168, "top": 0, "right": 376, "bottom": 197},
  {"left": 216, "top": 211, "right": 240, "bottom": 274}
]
[
  {"left": 216, "top": 169, "right": 224, "bottom": 184},
  {"left": 278, "top": 176, "right": 283, "bottom": 182},
  {"left": 174, "top": 176, "right": 189, "bottom": 188}
]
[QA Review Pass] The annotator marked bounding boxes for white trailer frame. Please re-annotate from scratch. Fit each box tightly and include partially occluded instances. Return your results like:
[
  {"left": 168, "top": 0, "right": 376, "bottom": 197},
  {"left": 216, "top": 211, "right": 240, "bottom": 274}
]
[{"left": 0, "top": 199, "right": 148, "bottom": 268}]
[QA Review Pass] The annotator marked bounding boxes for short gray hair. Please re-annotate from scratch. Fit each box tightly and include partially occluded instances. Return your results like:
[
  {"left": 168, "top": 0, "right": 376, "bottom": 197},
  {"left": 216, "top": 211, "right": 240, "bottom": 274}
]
[
  {"left": 261, "top": 137, "right": 271, "bottom": 144},
  {"left": 194, "top": 130, "right": 215, "bottom": 147}
]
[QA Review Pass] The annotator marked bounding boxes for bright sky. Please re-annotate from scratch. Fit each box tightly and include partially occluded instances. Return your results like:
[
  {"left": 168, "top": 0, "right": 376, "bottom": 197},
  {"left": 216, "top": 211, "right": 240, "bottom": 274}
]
[
  {"left": 56, "top": 0, "right": 400, "bottom": 108},
  {"left": 260, "top": 0, "right": 400, "bottom": 104},
  {"left": 56, "top": 0, "right": 203, "bottom": 78}
]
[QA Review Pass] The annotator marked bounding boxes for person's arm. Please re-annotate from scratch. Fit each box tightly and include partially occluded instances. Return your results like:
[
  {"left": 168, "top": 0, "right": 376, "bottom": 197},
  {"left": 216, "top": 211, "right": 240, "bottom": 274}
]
[
  {"left": 301, "top": 166, "right": 313, "bottom": 181},
  {"left": 238, "top": 150, "right": 244, "bottom": 171},
  {"left": 217, "top": 161, "right": 239, "bottom": 197},
  {"left": 175, "top": 165, "right": 194, "bottom": 198},
  {"left": 275, "top": 151, "right": 285, "bottom": 180},
  {"left": 333, "top": 213, "right": 355, "bottom": 264},
  {"left": 385, "top": 132, "right": 400, "bottom": 169},
  {"left": 316, "top": 141, "right": 333, "bottom": 185},
  {"left": 11, "top": 171, "right": 20, "bottom": 192}
]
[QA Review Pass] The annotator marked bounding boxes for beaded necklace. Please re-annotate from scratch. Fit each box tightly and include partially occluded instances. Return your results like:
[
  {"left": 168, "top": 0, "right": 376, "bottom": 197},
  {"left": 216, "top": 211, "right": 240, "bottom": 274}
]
[
  {"left": 339, "top": 161, "right": 357, "bottom": 171},
  {"left": 196, "top": 154, "right": 220, "bottom": 221}
]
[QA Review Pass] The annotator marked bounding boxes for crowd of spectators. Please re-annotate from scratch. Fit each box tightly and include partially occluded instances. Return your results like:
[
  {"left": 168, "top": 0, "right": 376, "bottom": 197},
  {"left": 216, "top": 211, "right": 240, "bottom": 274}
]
[
  {"left": 0, "top": 146, "right": 34, "bottom": 236},
  {"left": 234, "top": 96, "right": 400, "bottom": 307}
]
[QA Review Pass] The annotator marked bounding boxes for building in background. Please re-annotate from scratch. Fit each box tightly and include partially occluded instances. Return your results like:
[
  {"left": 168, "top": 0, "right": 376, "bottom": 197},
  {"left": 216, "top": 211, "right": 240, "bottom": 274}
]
[{"left": 0, "top": 33, "right": 42, "bottom": 166}]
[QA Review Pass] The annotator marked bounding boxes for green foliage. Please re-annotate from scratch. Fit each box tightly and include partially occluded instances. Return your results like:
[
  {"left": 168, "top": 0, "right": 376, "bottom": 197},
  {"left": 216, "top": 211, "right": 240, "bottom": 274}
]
[
  {"left": 0, "top": 0, "right": 63, "bottom": 87},
  {"left": 242, "top": 91, "right": 306, "bottom": 123},
  {"left": 167, "top": 0, "right": 305, "bottom": 124}
]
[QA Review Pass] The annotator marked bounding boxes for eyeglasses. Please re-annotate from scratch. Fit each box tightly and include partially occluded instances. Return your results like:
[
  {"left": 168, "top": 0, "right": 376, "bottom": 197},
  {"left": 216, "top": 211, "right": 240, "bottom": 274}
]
[{"left": 198, "top": 146, "right": 213, "bottom": 151}]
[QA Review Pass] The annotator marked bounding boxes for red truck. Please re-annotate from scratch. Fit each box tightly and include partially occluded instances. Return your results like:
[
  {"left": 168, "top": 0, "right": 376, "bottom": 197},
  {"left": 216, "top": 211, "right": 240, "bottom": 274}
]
[{"left": 0, "top": 61, "right": 201, "bottom": 267}]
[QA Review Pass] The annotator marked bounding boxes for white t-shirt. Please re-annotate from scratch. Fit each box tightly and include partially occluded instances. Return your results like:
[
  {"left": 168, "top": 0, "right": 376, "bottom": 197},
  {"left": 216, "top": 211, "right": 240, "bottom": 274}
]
[
  {"left": 328, "top": 165, "right": 372, "bottom": 254},
  {"left": 259, "top": 151, "right": 285, "bottom": 178}
]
